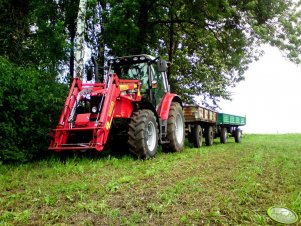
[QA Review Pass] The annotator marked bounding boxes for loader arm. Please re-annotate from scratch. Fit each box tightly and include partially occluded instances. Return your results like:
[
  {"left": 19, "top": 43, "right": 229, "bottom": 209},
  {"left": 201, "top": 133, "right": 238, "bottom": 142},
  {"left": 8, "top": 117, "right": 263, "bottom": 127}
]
[
  {"left": 49, "top": 73, "right": 120, "bottom": 152},
  {"left": 93, "top": 73, "right": 120, "bottom": 151}
]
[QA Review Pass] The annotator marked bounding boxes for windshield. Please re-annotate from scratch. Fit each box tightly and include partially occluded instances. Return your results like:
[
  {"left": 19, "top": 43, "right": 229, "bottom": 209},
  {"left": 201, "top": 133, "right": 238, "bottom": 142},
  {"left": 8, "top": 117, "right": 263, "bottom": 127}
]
[{"left": 111, "top": 62, "right": 148, "bottom": 80}]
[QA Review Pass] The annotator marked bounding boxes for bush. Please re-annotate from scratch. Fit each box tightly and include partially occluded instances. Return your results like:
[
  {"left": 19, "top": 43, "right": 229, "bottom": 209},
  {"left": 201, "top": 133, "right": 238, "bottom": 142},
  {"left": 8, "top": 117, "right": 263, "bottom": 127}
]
[{"left": 0, "top": 57, "right": 68, "bottom": 162}]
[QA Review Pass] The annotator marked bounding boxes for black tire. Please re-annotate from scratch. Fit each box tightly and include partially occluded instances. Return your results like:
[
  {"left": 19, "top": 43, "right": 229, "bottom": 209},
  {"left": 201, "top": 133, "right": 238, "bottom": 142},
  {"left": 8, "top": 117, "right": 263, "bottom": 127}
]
[
  {"left": 188, "top": 131, "right": 194, "bottom": 144},
  {"left": 234, "top": 128, "right": 242, "bottom": 143},
  {"left": 192, "top": 125, "right": 203, "bottom": 148},
  {"left": 162, "top": 102, "right": 185, "bottom": 152},
  {"left": 205, "top": 125, "right": 214, "bottom": 146},
  {"left": 128, "top": 110, "right": 158, "bottom": 159},
  {"left": 220, "top": 127, "right": 228, "bottom": 144}
]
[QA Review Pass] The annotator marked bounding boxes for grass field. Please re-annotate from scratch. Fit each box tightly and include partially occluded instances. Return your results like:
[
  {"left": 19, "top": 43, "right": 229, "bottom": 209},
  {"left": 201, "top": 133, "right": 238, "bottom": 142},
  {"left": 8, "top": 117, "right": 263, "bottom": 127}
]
[{"left": 0, "top": 134, "right": 300, "bottom": 225}]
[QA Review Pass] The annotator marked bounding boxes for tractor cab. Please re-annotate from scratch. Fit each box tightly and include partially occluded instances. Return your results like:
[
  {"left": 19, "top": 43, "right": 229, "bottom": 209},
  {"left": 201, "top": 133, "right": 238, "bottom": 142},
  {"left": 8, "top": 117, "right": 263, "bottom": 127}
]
[{"left": 108, "top": 55, "right": 169, "bottom": 109}]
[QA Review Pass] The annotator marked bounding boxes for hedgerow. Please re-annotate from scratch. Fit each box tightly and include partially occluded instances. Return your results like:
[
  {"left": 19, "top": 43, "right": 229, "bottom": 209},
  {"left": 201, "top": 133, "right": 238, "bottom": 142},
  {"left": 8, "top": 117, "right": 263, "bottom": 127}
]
[{"left": 0, "top": 57, "right": 68, "bottom": 162}]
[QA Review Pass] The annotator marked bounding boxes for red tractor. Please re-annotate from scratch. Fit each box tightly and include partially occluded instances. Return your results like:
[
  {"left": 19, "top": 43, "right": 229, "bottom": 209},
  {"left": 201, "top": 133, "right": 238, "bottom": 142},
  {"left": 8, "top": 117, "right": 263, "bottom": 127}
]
[{"left": 49, "top": 55, "right": 185, "bottom": 158}]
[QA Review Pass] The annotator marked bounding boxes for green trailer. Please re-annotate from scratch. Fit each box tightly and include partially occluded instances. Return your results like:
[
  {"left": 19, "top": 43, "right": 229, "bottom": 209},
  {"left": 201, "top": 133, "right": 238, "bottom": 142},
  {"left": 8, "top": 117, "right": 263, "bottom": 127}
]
[
  {"left": 183, "top": 105, "right": 246, "bottom": 148},
  {"left": 217, "top": 113, "right": 246, "bottom": 126},
  {"left": 216, "top": 113, "right": 246, "bottom": 144}
]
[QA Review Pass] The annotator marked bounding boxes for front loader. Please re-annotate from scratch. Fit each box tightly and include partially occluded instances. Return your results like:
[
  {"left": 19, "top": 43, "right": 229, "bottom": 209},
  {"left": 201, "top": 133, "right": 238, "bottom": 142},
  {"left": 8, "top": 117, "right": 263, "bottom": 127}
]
[{"left": 49, "top": 55, "right": 185, "bottom": 158}]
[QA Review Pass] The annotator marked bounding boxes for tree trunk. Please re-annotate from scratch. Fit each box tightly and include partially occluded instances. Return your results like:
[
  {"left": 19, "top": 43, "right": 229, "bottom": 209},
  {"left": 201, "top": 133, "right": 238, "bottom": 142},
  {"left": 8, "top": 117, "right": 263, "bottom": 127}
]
[
  {"left": 97, "top": 1, "right": 107, "bottom": 81},
  {"left": 69, "top": 35, "right": 75, "bottom": 82},
  {"left": 75, "top": 0, "right": 87, "bottom": 79}
]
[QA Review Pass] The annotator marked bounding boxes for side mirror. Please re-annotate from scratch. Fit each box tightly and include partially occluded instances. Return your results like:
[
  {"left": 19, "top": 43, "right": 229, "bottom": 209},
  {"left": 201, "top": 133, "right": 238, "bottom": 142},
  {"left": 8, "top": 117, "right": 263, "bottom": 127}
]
[{"left": 157, "top": 59, "right": 167, "bottom": 72}]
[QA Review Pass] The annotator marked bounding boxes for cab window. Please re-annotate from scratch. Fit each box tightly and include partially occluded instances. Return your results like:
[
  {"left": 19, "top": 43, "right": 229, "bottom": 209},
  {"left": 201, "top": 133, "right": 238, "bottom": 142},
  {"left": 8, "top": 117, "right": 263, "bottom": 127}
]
[{"left": 151, "top": 64, "right": 166, "bottom": 105}]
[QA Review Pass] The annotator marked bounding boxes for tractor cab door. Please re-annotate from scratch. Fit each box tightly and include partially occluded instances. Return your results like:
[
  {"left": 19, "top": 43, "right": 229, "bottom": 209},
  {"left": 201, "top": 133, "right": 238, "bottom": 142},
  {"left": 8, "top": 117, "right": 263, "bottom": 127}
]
[{"left": 148, "top": 62, "right": 168, "bottom": 109}]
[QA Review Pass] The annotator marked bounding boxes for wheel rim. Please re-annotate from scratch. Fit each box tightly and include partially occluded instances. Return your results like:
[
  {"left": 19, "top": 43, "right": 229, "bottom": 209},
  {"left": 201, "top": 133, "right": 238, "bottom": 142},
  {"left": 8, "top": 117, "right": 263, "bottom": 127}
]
[
  {"left": 198, "top": 127, "right": 202, "bottom": 143},
  {"left": 199, "top": 130, "right": 202, "bottom": 141},
  {"left": 146, "top": 121, "right": 156, "bottom": 152},
  {"left": 175, "top": 113, "right": 184, "bottom": 144}
]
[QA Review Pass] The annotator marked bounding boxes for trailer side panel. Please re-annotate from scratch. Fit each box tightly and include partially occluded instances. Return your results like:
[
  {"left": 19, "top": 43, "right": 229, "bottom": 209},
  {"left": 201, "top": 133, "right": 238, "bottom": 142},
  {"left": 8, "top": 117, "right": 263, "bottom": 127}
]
[
  {"left": 217, "top": 113, "right": 246, "bottom": 126},
  {"left": 183, "top": 106, "right": 217, "bottom": 123}
]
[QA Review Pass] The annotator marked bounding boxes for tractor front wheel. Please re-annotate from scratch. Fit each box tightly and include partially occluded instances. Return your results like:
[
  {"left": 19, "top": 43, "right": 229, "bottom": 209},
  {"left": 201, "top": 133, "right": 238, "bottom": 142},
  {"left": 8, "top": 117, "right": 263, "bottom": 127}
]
[
  {"left": 128, "top": 110, "right": 158, "bottom": 159},
  {"left": 162, "top": 102, "right": 185, "bottom": 152}
]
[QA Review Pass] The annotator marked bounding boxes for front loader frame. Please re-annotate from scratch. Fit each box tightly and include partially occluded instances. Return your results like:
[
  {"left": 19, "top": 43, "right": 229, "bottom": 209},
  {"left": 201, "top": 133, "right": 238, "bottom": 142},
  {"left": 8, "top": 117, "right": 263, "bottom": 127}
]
[{"left": 49, "top": 73, "right": 141, "bottom": 152}]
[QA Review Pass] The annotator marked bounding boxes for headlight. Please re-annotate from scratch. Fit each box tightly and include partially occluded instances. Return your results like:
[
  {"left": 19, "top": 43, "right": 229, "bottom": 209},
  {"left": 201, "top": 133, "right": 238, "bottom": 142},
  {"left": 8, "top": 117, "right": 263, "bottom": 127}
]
[{"left": 92, "top": 106, "right": 98, "bottom": 113}]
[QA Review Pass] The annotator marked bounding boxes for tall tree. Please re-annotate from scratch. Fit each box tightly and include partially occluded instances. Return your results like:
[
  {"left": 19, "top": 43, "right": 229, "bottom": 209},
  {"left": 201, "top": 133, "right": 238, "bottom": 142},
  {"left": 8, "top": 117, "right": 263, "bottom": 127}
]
[
  {"left": 58, "top": 0, "right": 80, "bottom": 79},
  {"left": 29, "top": 0, "right": 68, "bottom": 75},
  {"left": 0, "top": 0, "right": 30, "bottom": 64},
  {"left": 74, "top": 0, "right": 88, "bottom": 79},
  {"left": 2, "top": 0, "right": 299, "bottom": 105},
  {"left": 85, "top": 0, "right": 108, "bottom": 78},
  {"left": 102, "top": 0, "right": 301, "bottom": 106},
  {"left": 0, "top": 0, "right": 68, "bottom": 77}
]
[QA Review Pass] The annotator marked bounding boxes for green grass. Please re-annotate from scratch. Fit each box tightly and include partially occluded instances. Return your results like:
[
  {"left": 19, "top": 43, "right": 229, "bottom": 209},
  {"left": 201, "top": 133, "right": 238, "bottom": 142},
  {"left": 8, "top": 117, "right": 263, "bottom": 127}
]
[{"left": 0, "top": 134, "right": 300, "bottom": 225}]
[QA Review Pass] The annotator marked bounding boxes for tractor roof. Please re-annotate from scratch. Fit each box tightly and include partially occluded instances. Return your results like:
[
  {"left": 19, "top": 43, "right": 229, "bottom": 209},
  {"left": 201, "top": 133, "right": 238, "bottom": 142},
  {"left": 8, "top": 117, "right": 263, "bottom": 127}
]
[{"left": 108, "top": 54, "right": 157, "bottom": 65}]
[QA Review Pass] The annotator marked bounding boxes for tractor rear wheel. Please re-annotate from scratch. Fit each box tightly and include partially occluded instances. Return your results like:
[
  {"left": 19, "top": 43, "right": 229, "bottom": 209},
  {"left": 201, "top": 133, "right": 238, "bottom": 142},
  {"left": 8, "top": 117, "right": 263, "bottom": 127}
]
[
  {"left": 220, "top": 127, "right": 228, "bottom": 144},
  {"left": 205, "top": 125, "right": 214, "bottom": 146},
  {"left": 192, "top": 125, "right": 203, "bottom": 148},
  {"left": 162, "top": 102, "right": 185, "bottom": 152},
  {"left": 128, "top": 110, "right": 158, "bottom": 159}
]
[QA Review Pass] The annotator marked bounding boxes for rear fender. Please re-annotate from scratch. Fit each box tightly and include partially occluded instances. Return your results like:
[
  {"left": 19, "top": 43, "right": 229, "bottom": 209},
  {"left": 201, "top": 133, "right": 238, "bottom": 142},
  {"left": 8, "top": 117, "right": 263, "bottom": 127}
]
[{"left": 157, "top": 93, "right": 182, "bottom": 120}]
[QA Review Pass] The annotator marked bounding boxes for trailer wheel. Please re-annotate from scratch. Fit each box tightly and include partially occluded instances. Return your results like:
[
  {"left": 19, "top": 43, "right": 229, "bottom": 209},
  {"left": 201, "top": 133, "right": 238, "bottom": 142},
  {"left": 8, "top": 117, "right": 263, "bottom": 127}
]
[
  {"left": 234, "top": 128, "right": 242, "bottom": 143},
  {"left": 128, "top": 110, "right": 158, "bottom": 159},
  {"left": 205, "top": 125, "right": 214, "bottom": 146},
  {"left": 220, "top": 127, "right": 228, "bottom": 144},
  {"left": 192, "top": 125, "right": 203, "bottom": 148},
  {"left": 162, "top": 102, "right": 185, "bottom": 152}
]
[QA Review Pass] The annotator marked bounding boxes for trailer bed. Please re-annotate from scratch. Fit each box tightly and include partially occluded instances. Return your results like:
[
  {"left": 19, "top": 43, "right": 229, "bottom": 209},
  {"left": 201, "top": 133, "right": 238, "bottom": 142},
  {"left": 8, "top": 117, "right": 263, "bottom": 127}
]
[
  {"left": 217, "top": 113, "right": 246, "bottom": 126},
  {"left": 183, "top": 105, "right": 217, "bottom": 123}
]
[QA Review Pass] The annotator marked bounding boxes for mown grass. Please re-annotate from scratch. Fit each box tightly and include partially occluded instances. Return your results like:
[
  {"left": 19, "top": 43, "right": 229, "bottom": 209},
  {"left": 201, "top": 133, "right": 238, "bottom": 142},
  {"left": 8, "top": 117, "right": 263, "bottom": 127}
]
[{"left": 0, "top": 134, "right": 300, "bottom": 225}]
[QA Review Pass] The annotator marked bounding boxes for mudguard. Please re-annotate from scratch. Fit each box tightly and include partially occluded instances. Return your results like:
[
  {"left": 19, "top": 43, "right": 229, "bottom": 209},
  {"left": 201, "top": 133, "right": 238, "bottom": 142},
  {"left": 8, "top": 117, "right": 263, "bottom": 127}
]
[{"left": 157, "top": 93, "right": 182, "bottom": 120}]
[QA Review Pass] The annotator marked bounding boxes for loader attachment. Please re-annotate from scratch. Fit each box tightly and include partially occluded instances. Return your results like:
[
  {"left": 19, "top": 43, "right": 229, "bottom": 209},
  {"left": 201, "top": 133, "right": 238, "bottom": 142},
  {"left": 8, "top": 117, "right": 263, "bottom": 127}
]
[{"left": 49, "top": 74, "right": 120, "bottom": 152}]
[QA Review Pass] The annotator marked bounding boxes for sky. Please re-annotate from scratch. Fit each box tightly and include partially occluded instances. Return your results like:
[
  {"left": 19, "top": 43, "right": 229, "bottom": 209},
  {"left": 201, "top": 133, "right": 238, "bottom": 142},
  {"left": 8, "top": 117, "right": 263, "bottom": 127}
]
[{"left": 219, "top": 45, "right": 301, "bottom": 134}]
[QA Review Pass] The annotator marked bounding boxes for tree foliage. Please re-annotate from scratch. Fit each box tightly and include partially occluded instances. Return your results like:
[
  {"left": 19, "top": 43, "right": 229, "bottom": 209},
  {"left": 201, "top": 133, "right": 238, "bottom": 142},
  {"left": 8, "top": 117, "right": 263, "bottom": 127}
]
[
  {"left": 101, "top": 0, "right": 301, "bottom": 105},
  {"left": 1, "top": 0, "right": 300, "bottom": 102},
  {"left": 0, "top": 57, "right": 68, "bottom": 162},
  {"left": 0, "top": 0, "right": 69, "bottom": 162},
  {"left": 0, "top": 0, "right": 68, "bottom": 76}
]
